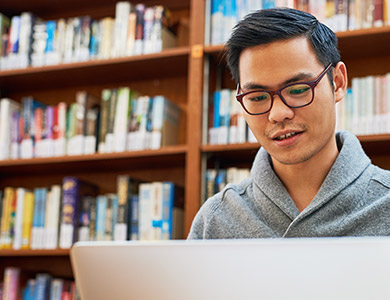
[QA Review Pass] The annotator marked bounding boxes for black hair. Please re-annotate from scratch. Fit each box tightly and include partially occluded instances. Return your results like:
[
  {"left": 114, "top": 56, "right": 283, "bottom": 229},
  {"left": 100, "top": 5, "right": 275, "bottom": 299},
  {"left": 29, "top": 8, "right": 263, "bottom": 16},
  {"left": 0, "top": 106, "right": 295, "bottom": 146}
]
[{"left": 225, "top": 8, "right": 341, "bottom": 84}]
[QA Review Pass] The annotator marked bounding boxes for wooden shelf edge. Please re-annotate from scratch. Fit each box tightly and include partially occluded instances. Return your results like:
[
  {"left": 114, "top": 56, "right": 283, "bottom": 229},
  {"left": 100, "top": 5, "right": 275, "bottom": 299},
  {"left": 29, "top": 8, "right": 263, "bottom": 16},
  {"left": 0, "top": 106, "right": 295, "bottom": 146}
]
[
  {"left": 204, "top": 25, "right": 390, "bottom": 54},
  {"left": 357, "top": 133, "right": 390, "bottom": 143},
  {"left": 0, "top": 46, "right": 190, "bottom": 77},
  {"left": 0, "top": 144, "right": 188, "bottom": 167},
  {"left": 202, "top": 134, "right": 390, "bottom": 153},
  {"left": 0, "top": 248, "right": 70, "bottom": 256},
  {"left": 202, "top": 142, "right": 260, "bottom": 153}
]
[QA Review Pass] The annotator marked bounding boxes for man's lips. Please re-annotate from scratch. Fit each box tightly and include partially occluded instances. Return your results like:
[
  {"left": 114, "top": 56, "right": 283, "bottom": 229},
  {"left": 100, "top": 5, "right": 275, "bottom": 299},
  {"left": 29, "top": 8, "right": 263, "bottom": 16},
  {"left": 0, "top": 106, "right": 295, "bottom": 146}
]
[{"left": 271, "top": 130, "right": 304, "bottom": 141}]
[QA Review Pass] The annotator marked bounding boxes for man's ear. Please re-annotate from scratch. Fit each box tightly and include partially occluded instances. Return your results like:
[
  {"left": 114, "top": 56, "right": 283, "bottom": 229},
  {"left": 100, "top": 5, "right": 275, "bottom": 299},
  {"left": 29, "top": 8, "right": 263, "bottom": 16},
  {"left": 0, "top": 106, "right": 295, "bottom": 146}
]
[{"left": 333, "top": 61, "right": 348, "bottom": 103}]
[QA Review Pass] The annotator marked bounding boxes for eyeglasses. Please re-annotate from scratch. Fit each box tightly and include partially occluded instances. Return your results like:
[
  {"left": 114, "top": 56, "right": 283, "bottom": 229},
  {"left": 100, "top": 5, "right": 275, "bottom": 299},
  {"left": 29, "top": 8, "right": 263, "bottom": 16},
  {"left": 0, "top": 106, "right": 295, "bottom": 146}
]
[{"left": 236, "top": 63, "right": 333, "bottom": 115}]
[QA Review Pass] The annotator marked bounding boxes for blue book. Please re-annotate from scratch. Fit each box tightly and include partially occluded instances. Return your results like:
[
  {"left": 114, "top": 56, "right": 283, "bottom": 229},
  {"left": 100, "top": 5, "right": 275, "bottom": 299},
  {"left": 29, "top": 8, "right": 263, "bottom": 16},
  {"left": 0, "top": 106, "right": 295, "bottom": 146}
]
[
  {"left": 34, "top": 273, "right": 51, "bottom": 300},
  {"left": 213, "top": 91, "right": 221, "bottom": 128},
  {"left": 96, "top": 195, "right": 107, "bottom": 241},
  {"left": 161, "top": 182, "right": 174, "bottom": 240},
  {"left": 23, "top": 279, "right": 36, "bottom": 300},
  {"left": 45, "top": 20, "right": 56, "bottom": 53},
  {"left": 263, "top": 0, "right": 275, "bottom": 9},
  {"left": 129, "top": 195, "right": 139, "bottom": 240}
]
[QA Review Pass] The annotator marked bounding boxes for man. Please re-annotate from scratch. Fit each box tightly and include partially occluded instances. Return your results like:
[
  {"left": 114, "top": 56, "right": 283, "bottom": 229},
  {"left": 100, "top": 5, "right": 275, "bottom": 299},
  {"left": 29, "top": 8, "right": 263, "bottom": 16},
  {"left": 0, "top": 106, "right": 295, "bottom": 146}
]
[{"left": 188, "top": 8, "right": 390, "bottom": 239}]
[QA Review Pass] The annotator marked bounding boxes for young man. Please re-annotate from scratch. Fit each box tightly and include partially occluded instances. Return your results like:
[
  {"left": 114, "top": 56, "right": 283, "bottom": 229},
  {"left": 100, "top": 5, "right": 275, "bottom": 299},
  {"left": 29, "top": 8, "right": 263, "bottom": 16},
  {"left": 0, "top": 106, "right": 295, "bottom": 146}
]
[{"left": 188, "top": 8, "right": 390, "bottom": 239}]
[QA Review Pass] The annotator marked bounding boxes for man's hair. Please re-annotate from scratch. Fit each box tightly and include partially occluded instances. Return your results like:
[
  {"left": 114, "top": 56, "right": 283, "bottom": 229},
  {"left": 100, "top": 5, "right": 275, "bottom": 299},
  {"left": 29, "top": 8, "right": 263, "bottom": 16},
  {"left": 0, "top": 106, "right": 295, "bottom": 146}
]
[{"left": 225, "top": 8, "right": 341, "bottom": 84}]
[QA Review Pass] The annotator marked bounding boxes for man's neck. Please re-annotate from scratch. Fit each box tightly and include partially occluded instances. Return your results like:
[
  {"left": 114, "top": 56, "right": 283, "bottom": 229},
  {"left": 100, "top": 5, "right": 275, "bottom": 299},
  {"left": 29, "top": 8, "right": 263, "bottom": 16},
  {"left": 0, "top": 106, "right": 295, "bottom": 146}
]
[{"left": 272, "top": 142, "right": 339, "bottom": 212}]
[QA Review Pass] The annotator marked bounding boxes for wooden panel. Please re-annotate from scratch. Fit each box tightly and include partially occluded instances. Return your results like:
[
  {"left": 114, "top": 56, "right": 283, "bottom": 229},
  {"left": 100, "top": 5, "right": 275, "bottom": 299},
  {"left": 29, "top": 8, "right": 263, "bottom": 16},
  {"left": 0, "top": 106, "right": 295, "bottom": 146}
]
[
  {"left": 0, "top": 48, "right": 190, "bottom": 94},
  {"left": 0, "top": 0, "right": 190, "bottom": 19},
  {"left": 184, "top": 0, "right": 205, "bottom": 235}
]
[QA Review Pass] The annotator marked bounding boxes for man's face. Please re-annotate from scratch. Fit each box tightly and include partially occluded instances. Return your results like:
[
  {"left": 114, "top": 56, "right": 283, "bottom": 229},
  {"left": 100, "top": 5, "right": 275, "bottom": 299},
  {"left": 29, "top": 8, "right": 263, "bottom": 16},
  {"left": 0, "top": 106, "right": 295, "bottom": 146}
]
[{"left": 238, "top": 37, "right": 345, "bottom": 167}]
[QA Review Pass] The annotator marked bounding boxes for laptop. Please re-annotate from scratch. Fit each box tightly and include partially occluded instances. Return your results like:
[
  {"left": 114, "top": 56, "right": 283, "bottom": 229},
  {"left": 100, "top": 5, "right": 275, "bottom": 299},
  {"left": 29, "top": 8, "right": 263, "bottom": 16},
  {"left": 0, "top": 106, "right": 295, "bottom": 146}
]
[{"left": 70, "top": 237, "right": 390, "bottom": 300}]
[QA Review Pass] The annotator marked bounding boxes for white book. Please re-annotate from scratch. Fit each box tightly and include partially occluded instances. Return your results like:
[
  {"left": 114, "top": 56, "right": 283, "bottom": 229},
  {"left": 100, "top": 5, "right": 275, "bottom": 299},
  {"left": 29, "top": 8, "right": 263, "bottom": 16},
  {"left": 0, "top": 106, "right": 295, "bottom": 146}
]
[
  {"left": 151, "top": 182, "right": 163, "bottom": 240},
  {"left": 0, "top": 98, "right": 20, "bottom": 160},
  {"left": 64, "top": 18, "right": 75, "bottom": 63},
  {"left": 143, "top": 7, "right": 155, "bottom": 54},
  {"left": 139, "top": 183, "right": 153, "bottom": 240},
  {"left": 18, "top": 12, "right": 33, "bottom": 68},
  {"left": 45, "top": 185, "right": 61, "bottom": 249},
  {"left": 12, "top": 188, "right": 25, "bottom": 250},
  {"left": 113, "top": 1, "right": 131, "bottom": 57},
  {"left": 114, "top": 87, "right": 131, "bottom": 152},
  {"left": 211, "top": 0, "right": 224, "bottom": 45},
  {"left": 218, "top": 89, "right": 231, "bottom": 144}
]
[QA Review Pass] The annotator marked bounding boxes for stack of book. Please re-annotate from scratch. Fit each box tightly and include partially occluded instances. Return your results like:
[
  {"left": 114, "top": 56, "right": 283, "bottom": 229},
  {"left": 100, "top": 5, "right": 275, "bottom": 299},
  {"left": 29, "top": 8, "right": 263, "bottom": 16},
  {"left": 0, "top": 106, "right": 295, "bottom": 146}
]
[
  {"left": 205, "top": 167, "right": 250, "bottom": 202},
  {"left": 336, "top": 73, "right": 390, "bottom": 135},
  {"left": 1, "top": 267, "right": 78, "bottom": 300},
  {"left": 207, "top": 0, "right": 390, "bottom": 45},
  {"left": 0, "top": 90, "right": 180, "bottom": 160},
  {"left": 0, "top": 176, "right": 184, "bottom": 250},
  {"left": 98, "top": 88, "right": 181, "bottom": 153},
  {"left": 0, "top": 1, "right": 176, "bottom": 70},
  {"left": 208, "top": 89, "right": 256, "bottom": 145}
]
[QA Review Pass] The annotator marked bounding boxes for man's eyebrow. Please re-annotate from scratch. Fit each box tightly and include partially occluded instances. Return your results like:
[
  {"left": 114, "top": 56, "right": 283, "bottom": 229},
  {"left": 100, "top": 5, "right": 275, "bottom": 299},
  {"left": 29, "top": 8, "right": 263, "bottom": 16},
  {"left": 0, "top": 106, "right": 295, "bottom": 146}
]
[{"left": 241, "top": 72, "right": 315, "bottom": 91}]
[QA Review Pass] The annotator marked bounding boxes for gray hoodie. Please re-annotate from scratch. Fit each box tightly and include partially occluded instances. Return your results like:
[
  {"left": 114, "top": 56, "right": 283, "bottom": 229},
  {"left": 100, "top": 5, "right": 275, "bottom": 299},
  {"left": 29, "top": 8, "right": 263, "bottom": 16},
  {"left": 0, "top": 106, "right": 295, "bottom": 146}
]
[{"left": 188, "top": 131, "right": 390, "bottom": 239}]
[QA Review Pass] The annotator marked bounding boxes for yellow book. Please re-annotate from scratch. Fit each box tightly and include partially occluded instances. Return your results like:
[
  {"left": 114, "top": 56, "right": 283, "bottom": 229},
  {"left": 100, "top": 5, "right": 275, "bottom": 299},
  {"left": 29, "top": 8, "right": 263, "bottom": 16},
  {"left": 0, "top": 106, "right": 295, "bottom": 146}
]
[
  {"left": 21, "top": 191, "right": 34, "bottom": 250},
  {"left": 0, "top": 187, "right": 15, "bottom": 249}
]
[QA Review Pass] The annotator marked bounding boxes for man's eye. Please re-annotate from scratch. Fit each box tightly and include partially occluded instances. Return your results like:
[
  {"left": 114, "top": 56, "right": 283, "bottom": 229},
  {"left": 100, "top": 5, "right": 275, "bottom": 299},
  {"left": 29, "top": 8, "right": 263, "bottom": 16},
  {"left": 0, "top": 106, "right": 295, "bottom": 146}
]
[
  {"left": 248, "top": 94, "right": 268, "bottom": 101},
  {"left": 288, "top": 86, "right": 310, "bottom": 95}
]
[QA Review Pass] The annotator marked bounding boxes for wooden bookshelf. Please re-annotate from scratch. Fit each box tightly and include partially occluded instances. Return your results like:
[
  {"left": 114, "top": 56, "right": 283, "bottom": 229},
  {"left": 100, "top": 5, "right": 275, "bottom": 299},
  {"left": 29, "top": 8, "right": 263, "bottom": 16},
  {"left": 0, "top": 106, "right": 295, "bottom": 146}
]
[{"left": 1, "top": 0, "right": 390, "bottom": 285}]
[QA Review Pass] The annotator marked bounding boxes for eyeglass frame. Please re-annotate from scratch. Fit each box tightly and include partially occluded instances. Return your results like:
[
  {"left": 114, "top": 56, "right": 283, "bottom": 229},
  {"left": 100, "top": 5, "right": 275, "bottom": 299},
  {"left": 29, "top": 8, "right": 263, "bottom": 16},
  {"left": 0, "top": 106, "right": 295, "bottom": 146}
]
[{"left": 235, "top": 63, "right": 333, "bottom": 115}]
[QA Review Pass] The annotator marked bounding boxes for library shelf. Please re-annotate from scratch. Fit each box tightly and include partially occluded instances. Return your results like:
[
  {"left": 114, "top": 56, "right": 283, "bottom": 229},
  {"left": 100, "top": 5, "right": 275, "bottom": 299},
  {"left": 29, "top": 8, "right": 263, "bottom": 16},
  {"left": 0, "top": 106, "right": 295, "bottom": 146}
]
[
  {"left": 0, "top": 145, "right": 187, "bottom": 179},
  {"left": 0, "top": 46, "right": 191, "bottom": 93},
  {"left": 0, "top": 249, "right": 70, "bottom": 257}
]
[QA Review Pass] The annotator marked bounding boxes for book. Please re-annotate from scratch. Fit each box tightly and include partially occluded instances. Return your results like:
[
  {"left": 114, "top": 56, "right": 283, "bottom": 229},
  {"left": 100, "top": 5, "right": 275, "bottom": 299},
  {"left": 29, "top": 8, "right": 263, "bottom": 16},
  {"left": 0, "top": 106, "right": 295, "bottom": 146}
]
[
  {"left": 114, "top": 175, "right": 139, "bottom": 241},
  {"left": 34, "top": 273, "right": 51, "bottom": 300},
  {"left": 78, "top": 196, "right": 95, "bottom": 242},
  {"left": 129, "top": 194, "right": 139, "bottom": 240},
  {"left": 59, "top": 177, "right": 98, "bottom": 248},
  {"left": 138, "top": 182, "right": 153, "bottom": 240},
  {"left": 31, "top": 20, "right": 47, "bottom": 67},
  {"left": 21, "top": 190, "right": 34, "bottom": 249},
  {"left": 53, "top": 102, "right": 67, "bottom": 156},
  {"left": 113, "top": 1, "right": 132, "bottom": 57},
  {"left": 89, "top": 196, "right": 97, "bottom": 241},
  {"left": 143, "top": 7, "right": 155, "bottom": 54},
  {"left": 2, "top": 267, "right": 20, "bottom": 300},
  {"left": 31, "top": 188, "right": 47, "bottom": 249},
  {"left": 95, "top": 194, "right": 107, "bottom": 241},
  {"left": 12, "top": 187, "right": 25, "bottom": 250},
  {"left": 134, "top": 4, "right": 146, "bottom": 55},
  {"left": 114, "top": 87, "right": 132, "bottom": 152},
  {"left": 0, "top": 98, "right": 20, "bottom": 160},
  {"left": 105, "top": 194, "right": 118, "bottom": 241},
  {"left": 98, "top": 89, "right": 111, "bottom": 153},
  {"left": 150, "top": 96, "right": 181, "bottom": 149},
  {"left": 50, "top": 278, "right": 64, "bottom": 300},
  {"left": 45, "top": 185, "right": 61, "bottom": 249},
  {"left": 0, "top": 187, "right": 15, "bottom": 249}
]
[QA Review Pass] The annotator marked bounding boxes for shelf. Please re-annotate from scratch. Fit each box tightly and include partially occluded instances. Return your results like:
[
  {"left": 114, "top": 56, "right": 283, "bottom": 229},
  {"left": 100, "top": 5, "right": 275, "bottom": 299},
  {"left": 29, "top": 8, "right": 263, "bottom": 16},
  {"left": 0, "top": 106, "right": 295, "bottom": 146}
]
[
  {"left": 0, "top": 0, "right": 191, "bottom": 19},
  {"left": 204, "top": 25, "right": 390, "bottom": 61},
  {"left": 0, "top": 145, "right": 188, "bottom": 176},
  {"left": 201, "top": 134, "right": 390, "bottom": 159},
  {"left": 0, "top": 249, "right": 70, "bottom": 257},
  {"left": 0, "top": 47, "right": 190, "bottom": 93}
]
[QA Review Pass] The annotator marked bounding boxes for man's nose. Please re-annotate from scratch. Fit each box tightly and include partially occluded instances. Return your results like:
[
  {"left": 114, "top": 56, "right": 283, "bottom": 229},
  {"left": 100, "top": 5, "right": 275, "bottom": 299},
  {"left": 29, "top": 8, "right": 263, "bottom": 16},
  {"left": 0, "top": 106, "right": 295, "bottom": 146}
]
[{"left": 267, "top": 94, "right": 295, "bottom": 124}]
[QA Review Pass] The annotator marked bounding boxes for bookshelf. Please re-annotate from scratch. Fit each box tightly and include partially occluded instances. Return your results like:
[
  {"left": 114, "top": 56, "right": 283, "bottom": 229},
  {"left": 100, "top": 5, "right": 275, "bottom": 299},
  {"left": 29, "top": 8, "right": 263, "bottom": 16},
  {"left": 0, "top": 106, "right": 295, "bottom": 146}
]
[
  {"left": 0, "top": 0, "right": 200, "bottom": 283},
  {"left": 1, "top": 0, "right": 390, "bottom": 287}
]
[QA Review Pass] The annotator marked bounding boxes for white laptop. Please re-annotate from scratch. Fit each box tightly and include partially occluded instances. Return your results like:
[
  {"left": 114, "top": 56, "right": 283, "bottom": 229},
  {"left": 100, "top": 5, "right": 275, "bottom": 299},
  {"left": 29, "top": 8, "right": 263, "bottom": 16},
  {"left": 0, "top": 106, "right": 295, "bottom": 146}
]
[{"left": 71, "top": 237, "right": 390, "bottom": 300}]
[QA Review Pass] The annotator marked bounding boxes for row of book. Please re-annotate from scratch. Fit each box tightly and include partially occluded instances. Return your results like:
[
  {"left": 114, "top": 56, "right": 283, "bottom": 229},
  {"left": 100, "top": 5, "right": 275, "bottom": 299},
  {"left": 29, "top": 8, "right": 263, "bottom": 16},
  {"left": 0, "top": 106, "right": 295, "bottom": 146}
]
[
  {"left": 208, "top": 0, "right": 390, "bottom": 45},
  {"left": 0, "top": 176, "right": 184, "bottom": 250},
  {"left": 336, "top": 73, "right": 390, "bottom": 135},
  {"left": 0, "top": 89, "right": 180, "bottom": 160},
  {"left": 208, "top": 89, "right": 256, "bottom": 145},
  {"left": 205, "top": 167, "right": 250, "bottom": 202},
  {"left": 0, "top": 1, "right": 176, "bottom": 70},
  {"left": 1, "top": 267, "right": 78, "bottom": 300}
]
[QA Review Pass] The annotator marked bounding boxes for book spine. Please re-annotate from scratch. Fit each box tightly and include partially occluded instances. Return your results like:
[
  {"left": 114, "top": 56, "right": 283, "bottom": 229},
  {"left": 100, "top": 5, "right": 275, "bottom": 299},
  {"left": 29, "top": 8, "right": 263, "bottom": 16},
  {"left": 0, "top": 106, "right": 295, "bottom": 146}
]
[
  {"left": 2, "top": 267, "right": 20, "bottom": 300},
  {"left": 12, "top": 188, "right": 25, "bottom": 250},
  {"left": 21, "top": 191, "right": 34, "bottom": 249},
  {"left": 114, "top": 175, "right": 129, "bottom": 241},
  {"left": 95, "top": 195, "right": 107, "bottom": 241},
  {"left": 130, "top": 194, "right": 139, "bottom": 240},
  {"left": 59, "top": 177, "right": 80, "bottom": 248}
]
